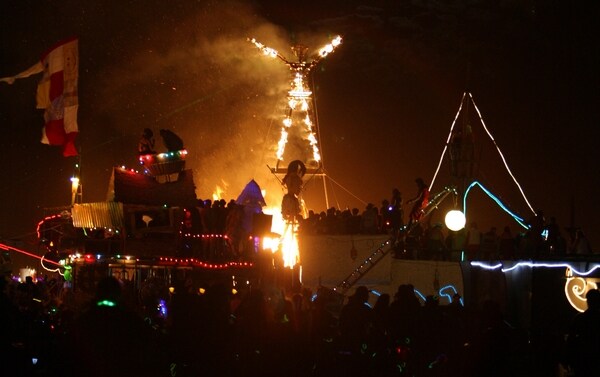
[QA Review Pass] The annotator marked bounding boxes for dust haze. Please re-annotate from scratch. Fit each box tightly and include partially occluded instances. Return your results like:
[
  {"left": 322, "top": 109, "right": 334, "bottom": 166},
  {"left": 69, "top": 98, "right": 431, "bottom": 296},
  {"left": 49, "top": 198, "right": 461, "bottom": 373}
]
[{"left": 91, "top": 1, "right": 339, "bottom": 208}]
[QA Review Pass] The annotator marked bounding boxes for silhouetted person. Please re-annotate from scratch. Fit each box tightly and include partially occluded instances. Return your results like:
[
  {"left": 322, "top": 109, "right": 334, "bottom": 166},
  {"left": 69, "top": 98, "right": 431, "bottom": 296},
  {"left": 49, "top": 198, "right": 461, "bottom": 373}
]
[
  {"left": 528, "top": 209, "right": 546, "bottom": 256},
  {"left": 480, "top": 226, "right": 499, "bottom": 260},
  {"left": 388, "top": 284, "right": 421, "bottom": 375},
  {"left": 232, "top": 288, "right": 276, "bottom": 376},
  {"left": 0, "top": 275, "right": 22, "bottom": 375},
  {"left": 571, "top": 229, "right": 592, "bottom": 255},
  {"left": 407, "top": 178, "right": 429, "bottom": 228},
  {"left": 426, "top": 223, "right": 447, "bottom": 260},
  {"left": 469, "top": 299, "right": 514, "bottom": 377},
  {"left": 565, "top": 289, "right": 600, "bottom": 376},
  {"left": 390, "top": 188, "right": 404, "bottom": 232},
  {"left": 498, "top": 226, "right": 516, "bottom": 259},
  {"left": 138, "top": 128, "right": 156, "bottom": 154},
  {"left": 465, "top": 221, "right": 482, "bottom": 260},
  {"left": 63, "top": 276, "right": 167, "bottom": 377},
  {"left": 446, "top": 227, "right": 467, "bottom": 261},
  {"left": 308, "top": 287, "right": 338, "bottom": 376},
  {"left": 348, "top": 207, "right": 361, "bottom": 234},
  {"left": 360, "top": 203, "right": 378, "bottom": 234},
  {"left": 339, "top": 286, "right": 373, "bottom": 352},
  {"left": 420, "top": 295, "right": 448, "bottom": 373},
  {"left": 380, "top": 199, "right": 392, "bottom": 232},
  {"left": 546, "top": 216, "right": 566, "bottom": 255},
  {"left": 388, "top": 284, "right": 421, "bottom": 342},
  {"left": 160, "top": 128, "right": 184, "bottom": 151},
  {"left": 338, "top": 286, "right": 373, "bottom": 376},
  {"left": 371, "top": 293, "right": 391, "bottom": 350},
  {"left": 193, "top": 283, "right": 235, "bottom": 376}
]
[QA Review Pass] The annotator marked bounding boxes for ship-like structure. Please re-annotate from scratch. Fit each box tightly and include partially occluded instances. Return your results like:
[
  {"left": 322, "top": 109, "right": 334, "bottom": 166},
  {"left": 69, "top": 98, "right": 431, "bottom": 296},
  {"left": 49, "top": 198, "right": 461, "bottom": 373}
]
[{"left": 35, "top": 145, "right": 263, "bottom": 295}]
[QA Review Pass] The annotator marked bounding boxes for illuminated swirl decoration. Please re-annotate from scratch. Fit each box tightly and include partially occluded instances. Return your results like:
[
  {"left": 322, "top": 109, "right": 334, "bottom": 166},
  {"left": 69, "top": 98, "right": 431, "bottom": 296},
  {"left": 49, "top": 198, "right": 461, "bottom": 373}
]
[{"left": 564, "top": 267, "right": 599, "bottom": 313}]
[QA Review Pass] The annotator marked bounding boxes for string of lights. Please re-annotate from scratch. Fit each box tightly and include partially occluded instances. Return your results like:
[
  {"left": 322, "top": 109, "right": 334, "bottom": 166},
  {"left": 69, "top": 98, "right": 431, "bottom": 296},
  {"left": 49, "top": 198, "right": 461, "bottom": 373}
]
[{"left": 468, "top": 93, "right": 536, "bottom": 215}]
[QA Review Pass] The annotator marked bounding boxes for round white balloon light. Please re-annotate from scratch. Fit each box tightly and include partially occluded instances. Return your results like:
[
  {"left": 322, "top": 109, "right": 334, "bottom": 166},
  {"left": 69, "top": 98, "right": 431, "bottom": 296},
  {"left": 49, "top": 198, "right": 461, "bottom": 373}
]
[{"left": 445, "top": 210, "right": 466, "bottom": 231}]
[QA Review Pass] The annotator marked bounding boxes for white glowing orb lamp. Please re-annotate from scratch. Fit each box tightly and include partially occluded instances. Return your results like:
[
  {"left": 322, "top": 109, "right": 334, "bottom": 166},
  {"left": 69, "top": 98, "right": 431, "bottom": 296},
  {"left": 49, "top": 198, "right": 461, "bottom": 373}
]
[{"left": 445, "top": 210, "right": 466, "bottom": 231}]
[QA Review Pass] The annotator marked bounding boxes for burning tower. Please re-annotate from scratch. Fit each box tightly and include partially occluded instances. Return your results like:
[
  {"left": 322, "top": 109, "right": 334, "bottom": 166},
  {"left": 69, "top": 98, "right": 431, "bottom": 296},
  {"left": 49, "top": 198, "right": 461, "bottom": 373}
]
[{"left": 248, "top": 35, "right": 342, "bottom": 269}]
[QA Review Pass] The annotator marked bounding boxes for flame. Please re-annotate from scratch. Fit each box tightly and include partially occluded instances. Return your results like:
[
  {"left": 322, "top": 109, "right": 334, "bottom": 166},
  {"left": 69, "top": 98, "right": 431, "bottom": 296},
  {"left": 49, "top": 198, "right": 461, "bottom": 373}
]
[
  {"left": 248, "top": 38, "right": 279, "bottom": 58},
  {"left": 300, "top": 99, "right": 309, "bottom": 111},
  {"left": 212, "top": 183, "right": 226, "bottom": 201},
  {"left": 283, "top": 71, "right": 320, "bottom": 163},
  {"left": 318, "top": 35, "right": 342, "bottom": 57},
  {"left": 289, "top": 73, "right": 312, "bottom": 98},
  {"left": 276, "top": 128, "right": 289, "bottom": 161},
  {"left": 263, "top": 205, "right": 300, "bottom": 269}
]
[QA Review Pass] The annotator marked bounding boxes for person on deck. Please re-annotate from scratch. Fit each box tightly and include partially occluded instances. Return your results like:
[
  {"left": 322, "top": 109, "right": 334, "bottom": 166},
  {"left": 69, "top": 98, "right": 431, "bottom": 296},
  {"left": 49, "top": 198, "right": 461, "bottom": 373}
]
[
  {"left": 407, "top": 178, "right": 430, "bottom": 228},
  {"left": 138, "top": 128, "right": 156, "bottom": 155},
  {"left": 160, "top": 129, "right": 184, "bottom": 152}
]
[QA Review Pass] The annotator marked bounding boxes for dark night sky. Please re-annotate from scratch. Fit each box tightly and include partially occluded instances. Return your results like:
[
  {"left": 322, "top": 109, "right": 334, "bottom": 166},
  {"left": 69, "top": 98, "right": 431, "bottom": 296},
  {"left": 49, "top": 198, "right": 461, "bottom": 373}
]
[{"left": 1, "top": 1, "right": 599, "bottom": 254}]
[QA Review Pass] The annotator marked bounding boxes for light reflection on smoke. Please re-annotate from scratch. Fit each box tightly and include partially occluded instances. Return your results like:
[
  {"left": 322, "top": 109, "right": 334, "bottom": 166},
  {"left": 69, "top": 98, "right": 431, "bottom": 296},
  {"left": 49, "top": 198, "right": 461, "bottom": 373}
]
[{"left": 92, "top": 2, "right": 336, "bottom": 208}]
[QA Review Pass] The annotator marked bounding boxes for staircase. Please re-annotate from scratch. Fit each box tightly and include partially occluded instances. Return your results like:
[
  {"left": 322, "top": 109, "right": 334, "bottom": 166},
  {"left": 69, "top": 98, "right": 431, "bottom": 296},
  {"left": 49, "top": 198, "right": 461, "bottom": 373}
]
[
  {"left": 333, "top": 186, "right": 458, "bottom": 295},
  {"left": 405, "top": 185, "right": 457, "bottom": 235},
  {"left": 333, "top": 238, "right": 394, "bottom": 295}
]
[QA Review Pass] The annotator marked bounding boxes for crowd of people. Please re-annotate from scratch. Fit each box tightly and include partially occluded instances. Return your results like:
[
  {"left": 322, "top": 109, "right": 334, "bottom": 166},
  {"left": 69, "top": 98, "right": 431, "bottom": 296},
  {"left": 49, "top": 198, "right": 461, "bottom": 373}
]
[
  {"left": 175, "top": 193, "right": 596, "bottom": 264},
  {"left": 2, "top": 272, "right": 597, "bottom": 377},
  {"left": 298, "top": 201, "right": 594, "bottom": 261}
]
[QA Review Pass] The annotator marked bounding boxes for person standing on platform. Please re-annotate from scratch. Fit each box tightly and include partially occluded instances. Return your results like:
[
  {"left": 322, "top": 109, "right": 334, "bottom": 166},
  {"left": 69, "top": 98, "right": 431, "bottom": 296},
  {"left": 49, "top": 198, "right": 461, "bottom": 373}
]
[
  {"left": 466, "top": 222, "right": 482, "bottom": 260},
  {"left": 138, "top": 128, "right": 156, "bottom": 155},
  {"left": 406, "top": 178, "right": 429, "bottom": 229}
]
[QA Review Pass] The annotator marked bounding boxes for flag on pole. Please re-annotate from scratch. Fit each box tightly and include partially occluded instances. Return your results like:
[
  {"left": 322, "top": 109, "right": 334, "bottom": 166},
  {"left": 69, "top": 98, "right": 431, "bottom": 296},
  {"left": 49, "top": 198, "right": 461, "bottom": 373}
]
[{"left": 1, "top": 37, "right": 79, "bottom": 157}]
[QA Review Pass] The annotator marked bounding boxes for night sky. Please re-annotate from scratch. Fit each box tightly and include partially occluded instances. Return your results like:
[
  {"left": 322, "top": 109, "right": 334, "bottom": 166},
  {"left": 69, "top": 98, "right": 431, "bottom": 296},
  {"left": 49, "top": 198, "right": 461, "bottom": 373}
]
[{"left": 1, "top": 1, "right": 598, "bottom": 253}]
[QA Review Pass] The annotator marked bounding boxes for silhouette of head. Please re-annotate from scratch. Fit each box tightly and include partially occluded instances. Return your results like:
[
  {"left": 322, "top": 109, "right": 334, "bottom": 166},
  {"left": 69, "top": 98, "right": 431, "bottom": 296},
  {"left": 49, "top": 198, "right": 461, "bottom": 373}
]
[
  {"left": 95, "top": 276, "right": 122, "bottom": 303},
  {"left": 352, "top": 286, "right": 369, "bottom": 303}
]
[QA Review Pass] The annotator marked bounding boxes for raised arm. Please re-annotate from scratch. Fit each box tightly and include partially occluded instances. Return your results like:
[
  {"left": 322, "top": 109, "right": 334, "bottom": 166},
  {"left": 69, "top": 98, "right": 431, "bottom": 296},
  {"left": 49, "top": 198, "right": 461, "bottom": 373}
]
[{"left": 247, "top": 37, "right": 290, "bottom": 64}]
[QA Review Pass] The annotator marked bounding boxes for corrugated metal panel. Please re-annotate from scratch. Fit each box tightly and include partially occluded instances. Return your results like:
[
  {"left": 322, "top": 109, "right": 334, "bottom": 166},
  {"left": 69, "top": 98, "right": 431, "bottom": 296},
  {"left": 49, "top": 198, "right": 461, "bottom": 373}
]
[{"left": 72, "top": 202, "right": 124, "bottom": 228}]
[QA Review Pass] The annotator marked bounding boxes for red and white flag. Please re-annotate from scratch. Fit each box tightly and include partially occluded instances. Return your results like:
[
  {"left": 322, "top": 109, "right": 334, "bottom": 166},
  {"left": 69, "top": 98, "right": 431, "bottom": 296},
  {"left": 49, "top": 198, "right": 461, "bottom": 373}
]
[{"left": 1, "top": 37, "right": 79, "bottom": 157}]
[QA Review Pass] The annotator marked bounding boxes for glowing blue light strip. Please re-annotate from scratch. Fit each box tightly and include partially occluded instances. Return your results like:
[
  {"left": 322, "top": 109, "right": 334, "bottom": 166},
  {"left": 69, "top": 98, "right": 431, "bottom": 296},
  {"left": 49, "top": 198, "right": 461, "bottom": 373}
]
[
  {"left": 438, "top": 290, "right": 453, "bottom": 304},
  {"left": 413, "top": 289, "right": 427, "bottom": 302},
  {"left": 440, "top": 285, "right": 464, "bottom": 305},
  {"left": 471, "top": 261, "right": 600, "bottom": 276},
  {"left": 414, "top": 285, "right": 463, "bottom": 306},
  {"left": 439, "top": 284, "right": 458, "bottom": 295},
  {"left": 463, "top": 180, "right": 529, "bottom": 229}
]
